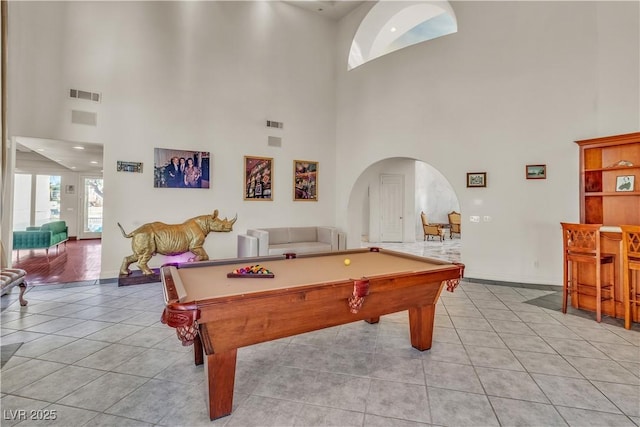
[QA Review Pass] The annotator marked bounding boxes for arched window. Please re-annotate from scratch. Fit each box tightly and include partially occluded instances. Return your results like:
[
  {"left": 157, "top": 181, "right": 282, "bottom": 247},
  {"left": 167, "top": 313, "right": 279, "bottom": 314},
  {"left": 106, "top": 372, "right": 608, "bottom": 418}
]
[{"left": 348, "top": 1, "right": 457, "bottom": 70}]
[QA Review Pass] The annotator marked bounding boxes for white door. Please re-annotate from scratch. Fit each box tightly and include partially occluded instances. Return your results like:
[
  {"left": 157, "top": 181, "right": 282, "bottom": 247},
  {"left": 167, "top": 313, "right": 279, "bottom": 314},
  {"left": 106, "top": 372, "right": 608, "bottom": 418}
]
[
  {"left": 79, "top": 176, "right": 103, "bottom": 239},
  {"left": 380, "top": 174, "right": 404, "bottom": 242}
]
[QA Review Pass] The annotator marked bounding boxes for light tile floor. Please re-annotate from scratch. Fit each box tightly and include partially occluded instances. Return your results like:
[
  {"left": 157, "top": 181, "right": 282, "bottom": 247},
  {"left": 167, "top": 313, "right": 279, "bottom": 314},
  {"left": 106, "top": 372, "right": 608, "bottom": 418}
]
[
  {"left": 0, "top": 239, "right": 638, "bottom": 427},
  {"left": 361, "top": 238, "right": 462, "bottom": 264}
]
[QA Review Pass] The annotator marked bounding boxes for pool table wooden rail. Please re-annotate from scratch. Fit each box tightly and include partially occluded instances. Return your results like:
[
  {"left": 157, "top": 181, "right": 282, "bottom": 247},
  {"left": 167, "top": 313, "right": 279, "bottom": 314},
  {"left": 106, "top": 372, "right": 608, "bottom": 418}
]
[{"left": 167, "top": 266, "right": 459, "bottom": 352}]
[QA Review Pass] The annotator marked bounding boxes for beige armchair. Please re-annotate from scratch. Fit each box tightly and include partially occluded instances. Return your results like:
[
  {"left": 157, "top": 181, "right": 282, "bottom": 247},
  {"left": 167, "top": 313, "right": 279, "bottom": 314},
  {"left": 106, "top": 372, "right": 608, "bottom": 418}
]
[
  {"left": 448, "top": 211, "right": 461, "bottom": 239},
  {"left": 421, "top": 212, "right": 443, "bottom": 242}
]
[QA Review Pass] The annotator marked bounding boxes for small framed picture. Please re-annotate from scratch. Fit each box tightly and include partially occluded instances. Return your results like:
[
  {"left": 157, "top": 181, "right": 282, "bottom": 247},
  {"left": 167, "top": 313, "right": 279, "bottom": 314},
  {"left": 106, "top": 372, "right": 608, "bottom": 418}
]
[
  {"left": 467, "top": 172, "right": 486, "bottom": 188},
  {"left": 117, "top": 160, "right": 143, "bottom": 173},
  {"left": 293, "top": 160, "right": 318, "bottom": 201},
  {"left": 244, "top": 156, "right": 273, "bottom": 200},
  {"left": 616, "top": 175, "right": 635, "bottom": 192},
  {"left": 526, "top": 164, "right": 546, "bottom": 180}
]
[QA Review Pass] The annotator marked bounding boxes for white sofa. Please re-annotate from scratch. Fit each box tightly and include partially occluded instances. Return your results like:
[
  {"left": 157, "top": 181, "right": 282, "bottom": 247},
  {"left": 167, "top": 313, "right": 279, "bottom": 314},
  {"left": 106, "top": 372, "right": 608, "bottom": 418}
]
[{"left": 237, "top": 226, "right": 346, "bottom": 258}]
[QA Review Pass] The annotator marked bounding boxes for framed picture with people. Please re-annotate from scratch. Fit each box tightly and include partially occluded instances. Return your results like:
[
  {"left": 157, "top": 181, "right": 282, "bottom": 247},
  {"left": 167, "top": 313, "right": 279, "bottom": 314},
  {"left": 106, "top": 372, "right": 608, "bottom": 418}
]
[
  {"left": 293, "top": 160, "right": 318, "bottom": 201},
  {"left": 153, "top": 148, "right": 210, "bottom": 189},
  {"left": 244, "top": 156, "right": 273, "bottom": 200}
]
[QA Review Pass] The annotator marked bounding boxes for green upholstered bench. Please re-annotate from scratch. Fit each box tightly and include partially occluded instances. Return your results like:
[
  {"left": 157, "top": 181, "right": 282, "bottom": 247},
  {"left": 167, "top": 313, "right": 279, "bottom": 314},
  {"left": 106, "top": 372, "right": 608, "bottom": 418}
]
[{"left": 13, "top": 220, "right": 69, "bottom": 260}]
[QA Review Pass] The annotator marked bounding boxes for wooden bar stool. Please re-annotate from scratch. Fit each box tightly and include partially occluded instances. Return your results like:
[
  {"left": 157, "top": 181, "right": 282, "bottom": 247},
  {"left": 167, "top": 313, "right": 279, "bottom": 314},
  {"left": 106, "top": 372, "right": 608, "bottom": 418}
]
[
  {"left": 620, "top": 225, "right": 640, "bottom": 330},
  {"left": 561, "top": 223, "right": 615, "bottom": 322}
]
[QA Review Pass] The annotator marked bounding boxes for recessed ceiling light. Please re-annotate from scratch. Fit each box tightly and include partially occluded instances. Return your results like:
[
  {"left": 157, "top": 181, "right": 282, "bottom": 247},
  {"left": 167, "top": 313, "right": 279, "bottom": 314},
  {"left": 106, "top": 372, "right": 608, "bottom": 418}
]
[
  {"left": 73, "top": 146, "right": 85, "bottom": 150},
  {"left": 90, "top": 161, "right": 98, "bottom": 164},
  {"left": 390, "top": 27, "right": 397, "bottom": 33},
  {"left": 70, "top": 166, "right": 77, "bottom": 169},
  {"left": 36, "top": 148, "right": 45, "bottom": 152}
]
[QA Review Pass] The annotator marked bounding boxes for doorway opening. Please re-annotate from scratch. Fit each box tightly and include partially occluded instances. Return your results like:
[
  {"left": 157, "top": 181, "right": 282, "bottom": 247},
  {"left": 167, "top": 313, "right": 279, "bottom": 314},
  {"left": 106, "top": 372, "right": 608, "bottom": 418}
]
[
  {"left": 347, "top": 157, "right": 461, "bottom": 263},
  {"left": 10, "top": 137, "right": 104, "bottom": 284}
]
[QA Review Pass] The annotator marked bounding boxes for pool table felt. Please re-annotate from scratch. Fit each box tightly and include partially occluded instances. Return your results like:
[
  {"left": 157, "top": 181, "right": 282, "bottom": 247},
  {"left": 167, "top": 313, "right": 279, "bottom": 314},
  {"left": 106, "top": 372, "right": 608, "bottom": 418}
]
[{"left": 169, "top": 251, "right": 452, "bottom": 302}]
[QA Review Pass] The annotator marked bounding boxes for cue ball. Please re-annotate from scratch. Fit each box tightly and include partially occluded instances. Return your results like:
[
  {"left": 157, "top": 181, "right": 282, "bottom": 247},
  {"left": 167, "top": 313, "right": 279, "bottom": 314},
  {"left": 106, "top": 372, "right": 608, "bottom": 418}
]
[{"left": 344, "top": 258, "right": 351, "bottom": 266}]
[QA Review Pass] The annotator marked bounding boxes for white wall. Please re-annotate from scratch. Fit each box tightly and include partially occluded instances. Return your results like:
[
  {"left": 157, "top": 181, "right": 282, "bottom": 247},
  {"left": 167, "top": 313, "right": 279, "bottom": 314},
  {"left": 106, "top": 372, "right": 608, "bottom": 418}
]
[
  {"left": 336, "top": 1, "right": 639, "bottom": 285},
  {"left": 8, "top": 1, "right": 338, "bottom": 278},
  {"left": 7, "top": 1, "right": 639, "bottom": 284}
]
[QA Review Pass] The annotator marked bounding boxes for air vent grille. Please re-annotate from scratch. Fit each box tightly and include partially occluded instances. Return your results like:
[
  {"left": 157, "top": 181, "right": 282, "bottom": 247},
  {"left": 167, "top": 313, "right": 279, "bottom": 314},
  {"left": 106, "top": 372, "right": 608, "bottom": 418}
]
[
  {"left": 268, "top": 136, "right": 282, "bottom": 147},
  {"left": 71, "top": 110, "right": 98, "bottom": 126},
  {"left": 266, "top": 120, "right": 283, "bottom": 129},
  {"left": 70, "top": 88, "right": 101, "bottom": 103}
]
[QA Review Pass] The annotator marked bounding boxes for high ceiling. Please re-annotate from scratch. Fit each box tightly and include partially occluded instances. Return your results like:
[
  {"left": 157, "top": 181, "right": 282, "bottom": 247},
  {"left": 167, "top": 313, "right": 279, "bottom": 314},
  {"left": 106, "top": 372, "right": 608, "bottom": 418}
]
[{"left": 285, "top": 1, "right": 364, "bottom": 20}]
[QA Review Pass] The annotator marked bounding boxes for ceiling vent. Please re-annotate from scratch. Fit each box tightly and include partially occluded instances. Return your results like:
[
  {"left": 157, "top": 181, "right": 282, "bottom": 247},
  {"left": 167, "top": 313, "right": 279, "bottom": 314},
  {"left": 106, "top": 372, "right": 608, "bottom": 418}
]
[
  {"left": 69, "top": 88, "right": 101, "bottom": 103},
  {"left": 266, "top": 120, "right": 283, "bottom": 129},
  {"left": 71, "top": 110, "right": 98, "bottom": 126}
]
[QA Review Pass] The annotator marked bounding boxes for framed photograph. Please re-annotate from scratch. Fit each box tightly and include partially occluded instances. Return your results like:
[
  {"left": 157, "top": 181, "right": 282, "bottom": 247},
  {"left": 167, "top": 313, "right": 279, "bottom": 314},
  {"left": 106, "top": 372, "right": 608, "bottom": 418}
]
[
  {"left": 616, "top": 175, "right": 635, "bottom": 192},
  {"left": 244, "top": 156, "right": 273, "bottom": 200},
  {"left": 153, "top": 148, "right": 210, "bottom": 188},
  {"left": 467, "top": 172, "right": 487, "bottom": 188},
  {"left": 526, "top": 164, "right": 546, "bottom": 180},
  {"left": 117, "top": 160, "right": 143, "bottom": 173},
  {"left": 293, "top": 160, "right": 318, "bottom": 201},
  {"left": 65, "top": 184, "right": 75, "bottom": 194}
]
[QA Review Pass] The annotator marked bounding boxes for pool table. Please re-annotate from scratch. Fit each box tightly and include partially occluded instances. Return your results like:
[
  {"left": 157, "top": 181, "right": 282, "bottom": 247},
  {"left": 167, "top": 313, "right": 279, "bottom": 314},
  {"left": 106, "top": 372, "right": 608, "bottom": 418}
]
[{"left": 160, "top": 247, "right": 464, "bottom": 420}]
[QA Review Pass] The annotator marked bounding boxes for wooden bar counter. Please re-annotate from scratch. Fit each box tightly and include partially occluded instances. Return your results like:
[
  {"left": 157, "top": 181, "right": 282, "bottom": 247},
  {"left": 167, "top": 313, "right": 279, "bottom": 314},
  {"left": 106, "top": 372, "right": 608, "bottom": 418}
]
[{"left": 571, "top": 226, "right": 638, "bottom": 323}]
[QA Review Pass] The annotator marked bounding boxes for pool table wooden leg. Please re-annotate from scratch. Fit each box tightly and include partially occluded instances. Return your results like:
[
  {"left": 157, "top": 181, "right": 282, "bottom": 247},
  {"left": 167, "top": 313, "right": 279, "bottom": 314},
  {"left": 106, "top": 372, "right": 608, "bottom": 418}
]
[
  {"left": 205, "top": 349, "right": 237, "bottom": 420},
  {"left": 365, "top": 317, "right": 380, "bottom": 324},
  {"left": 408, "top": 305, "right": 436, "bottom": 351},
  {"left": 193, "top": 333, "right": 203, "bottom": 366}
]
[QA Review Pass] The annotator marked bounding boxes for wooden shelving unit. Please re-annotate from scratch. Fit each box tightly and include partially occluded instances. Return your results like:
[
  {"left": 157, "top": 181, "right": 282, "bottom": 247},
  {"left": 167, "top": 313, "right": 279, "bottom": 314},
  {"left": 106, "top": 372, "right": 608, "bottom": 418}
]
[
  {"left": 576, "top": 132, "right": 640, "bottom": 226},
  {"left": 572, "top": 132, "right": 639, "bottom": 322}
]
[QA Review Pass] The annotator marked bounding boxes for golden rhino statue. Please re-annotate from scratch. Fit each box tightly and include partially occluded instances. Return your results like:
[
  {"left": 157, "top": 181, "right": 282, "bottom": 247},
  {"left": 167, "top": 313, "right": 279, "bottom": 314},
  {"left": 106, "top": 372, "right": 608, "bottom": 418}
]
[{"left": 118, "top": 210, "right": 237, "bottom": 276}]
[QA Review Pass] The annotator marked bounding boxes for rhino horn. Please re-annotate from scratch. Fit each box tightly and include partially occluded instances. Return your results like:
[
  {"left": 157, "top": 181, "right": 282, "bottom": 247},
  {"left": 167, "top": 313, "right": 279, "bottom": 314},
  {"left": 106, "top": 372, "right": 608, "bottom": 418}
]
[
  {"left": 222, "top": 214, "right": 238, "bottom": 227},
  {"left": 212, "top": 209, "right": 219, "bottom": 219}
]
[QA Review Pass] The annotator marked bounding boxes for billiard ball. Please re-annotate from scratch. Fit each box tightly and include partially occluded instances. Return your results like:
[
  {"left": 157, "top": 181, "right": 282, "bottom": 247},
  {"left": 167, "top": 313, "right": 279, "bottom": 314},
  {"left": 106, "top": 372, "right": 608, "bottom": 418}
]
[{"left": 344, "top": 258, "right": 351, "bottom": 266}]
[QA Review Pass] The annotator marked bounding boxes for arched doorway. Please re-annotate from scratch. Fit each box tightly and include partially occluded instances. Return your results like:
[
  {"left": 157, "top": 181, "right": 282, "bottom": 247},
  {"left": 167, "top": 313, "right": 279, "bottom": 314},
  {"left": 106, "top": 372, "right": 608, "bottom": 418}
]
[{"left": 346, "top": 157, "right": 460, "bottom": 262}]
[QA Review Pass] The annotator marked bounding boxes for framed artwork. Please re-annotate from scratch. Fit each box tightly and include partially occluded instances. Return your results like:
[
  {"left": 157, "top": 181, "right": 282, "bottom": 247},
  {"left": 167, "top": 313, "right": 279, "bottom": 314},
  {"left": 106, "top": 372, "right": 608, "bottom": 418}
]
[
  {"left": 293, "top": 160, "right": 318, "bottom": 201},
  {"left": 153, "top": 148, "right": 210, "bottom": 188},
  {"left": 526, "top": 164, "right": 546, "bottom": 180},
  {"left": 467, "top": 172, "right": 487, "bottom": 188},
  {"left": 117, "top": 161, "right": 143, "bottom": 173},
  {"left": 244, "top": 156, "right": 273, "bottom": 200},
  {"left": 616, "top": 175, "right": 635, "bottom": 192}
]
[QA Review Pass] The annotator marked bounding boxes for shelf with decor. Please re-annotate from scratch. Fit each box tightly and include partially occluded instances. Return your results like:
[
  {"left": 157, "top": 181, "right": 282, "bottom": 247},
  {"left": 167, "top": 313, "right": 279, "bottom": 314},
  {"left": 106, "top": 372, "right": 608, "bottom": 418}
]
[{"left": 576, "top": 132, "right": 640, "bottom": 226}]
